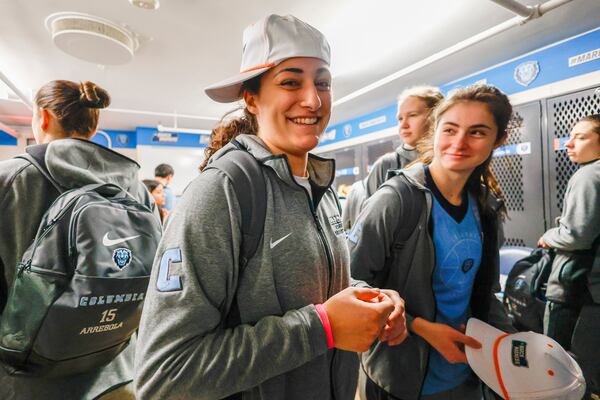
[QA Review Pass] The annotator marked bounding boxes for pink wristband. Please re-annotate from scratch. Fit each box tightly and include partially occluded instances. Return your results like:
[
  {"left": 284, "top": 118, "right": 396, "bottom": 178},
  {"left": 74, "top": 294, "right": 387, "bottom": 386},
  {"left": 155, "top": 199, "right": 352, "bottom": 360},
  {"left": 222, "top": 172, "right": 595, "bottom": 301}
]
[{"left": 315, "top": 304, "right": 334, "bottom": 349}]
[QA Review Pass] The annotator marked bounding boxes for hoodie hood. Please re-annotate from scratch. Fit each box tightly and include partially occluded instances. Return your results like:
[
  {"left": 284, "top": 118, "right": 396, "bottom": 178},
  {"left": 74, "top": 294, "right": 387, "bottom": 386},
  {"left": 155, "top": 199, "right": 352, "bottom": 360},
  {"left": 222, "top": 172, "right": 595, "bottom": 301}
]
[{"left": 43, "top": 138, "right": 141, "bottom": 192}]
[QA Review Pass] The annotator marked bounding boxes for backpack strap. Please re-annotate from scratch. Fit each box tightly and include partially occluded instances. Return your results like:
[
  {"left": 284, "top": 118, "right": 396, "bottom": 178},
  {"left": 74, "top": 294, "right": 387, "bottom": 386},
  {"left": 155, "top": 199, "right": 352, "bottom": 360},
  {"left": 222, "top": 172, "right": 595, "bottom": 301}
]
[
  {"left": 204, "top": 139, "right": 267, "bottom": 332},
  {"left": 364, "top": 173, "right": 423, "bottom": 288},
  {"left": 15, "top": 145, "right": 62, "bottom": 194},
  {"left": 384, "top": 172, "right": 423, "bottom": 245},
  {"left": 207, "top": 139, "right": 267, "bottom": 270}
]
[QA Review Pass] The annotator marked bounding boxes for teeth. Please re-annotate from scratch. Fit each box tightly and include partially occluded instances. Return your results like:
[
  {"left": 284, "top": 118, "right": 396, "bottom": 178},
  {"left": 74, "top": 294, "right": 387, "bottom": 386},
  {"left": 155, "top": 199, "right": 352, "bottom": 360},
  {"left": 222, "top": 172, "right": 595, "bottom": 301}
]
[{"left": 291, "top": 117, "right": 318, "bottom": 125}]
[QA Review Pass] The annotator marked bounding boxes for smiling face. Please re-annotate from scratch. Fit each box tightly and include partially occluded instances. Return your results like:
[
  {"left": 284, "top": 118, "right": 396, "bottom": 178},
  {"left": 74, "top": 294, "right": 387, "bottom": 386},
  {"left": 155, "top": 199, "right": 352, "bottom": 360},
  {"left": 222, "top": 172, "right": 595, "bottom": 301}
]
[
  {"left": 432, "top": 101, "right": 500, "bottom": 176},
  {"left": 243, "top": 57, "right": 332, "bottom": 158},
  {"left": 397, "top": 96, "right": 431, "bottom": 147},
  {"left": 565, "top": 121, "right": 600, "bottom": 164}
]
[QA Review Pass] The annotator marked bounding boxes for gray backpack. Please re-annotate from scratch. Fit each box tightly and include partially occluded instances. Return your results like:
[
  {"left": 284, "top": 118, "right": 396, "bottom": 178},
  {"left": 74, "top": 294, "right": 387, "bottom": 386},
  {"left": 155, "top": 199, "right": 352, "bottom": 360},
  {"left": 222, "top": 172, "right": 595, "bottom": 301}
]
[{"left": 0, "top": 147, "right": 162, "bottom": 377}]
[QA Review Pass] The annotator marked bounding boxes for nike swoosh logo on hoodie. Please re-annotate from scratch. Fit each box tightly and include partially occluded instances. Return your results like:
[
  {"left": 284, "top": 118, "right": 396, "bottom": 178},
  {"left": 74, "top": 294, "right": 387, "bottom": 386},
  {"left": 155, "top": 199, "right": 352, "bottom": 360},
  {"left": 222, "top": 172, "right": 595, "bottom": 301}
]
[{"left": 270, "top": 233, "right": 292, "bottom": 249}]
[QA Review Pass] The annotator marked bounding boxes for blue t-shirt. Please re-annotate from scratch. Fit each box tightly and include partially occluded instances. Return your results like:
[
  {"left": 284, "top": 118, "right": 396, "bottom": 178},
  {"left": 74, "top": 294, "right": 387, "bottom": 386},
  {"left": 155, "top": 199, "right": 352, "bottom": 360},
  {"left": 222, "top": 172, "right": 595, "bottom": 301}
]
[
  {"left": 421, "top": 171, "right": 483, "bottom": 395},
  {"left": 163, "top": 185, "right": 176, "bottom": 212}
]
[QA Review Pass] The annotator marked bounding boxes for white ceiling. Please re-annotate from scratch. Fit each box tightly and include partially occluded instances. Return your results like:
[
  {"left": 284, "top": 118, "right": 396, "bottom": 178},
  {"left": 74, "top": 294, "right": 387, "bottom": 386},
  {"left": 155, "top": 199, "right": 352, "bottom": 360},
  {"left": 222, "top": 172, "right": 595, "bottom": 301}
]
[{"left": 1, "top": 0, "right": 599, "bottom": 136}]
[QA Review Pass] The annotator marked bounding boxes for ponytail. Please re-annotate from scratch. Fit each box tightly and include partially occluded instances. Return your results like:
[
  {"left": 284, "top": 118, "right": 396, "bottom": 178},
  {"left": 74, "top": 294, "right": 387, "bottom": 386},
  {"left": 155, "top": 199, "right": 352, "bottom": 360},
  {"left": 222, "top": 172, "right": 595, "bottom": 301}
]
[{"left": 199, "top": 75, "right": 261, "bottom": 171}]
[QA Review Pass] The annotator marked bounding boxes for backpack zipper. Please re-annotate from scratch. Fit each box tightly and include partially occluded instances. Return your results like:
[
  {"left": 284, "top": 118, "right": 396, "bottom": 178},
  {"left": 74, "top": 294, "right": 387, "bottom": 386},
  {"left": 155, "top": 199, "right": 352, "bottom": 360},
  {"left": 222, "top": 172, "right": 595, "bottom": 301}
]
[{"left": 17, "top": 260, "right": 68, "bottom": 278}]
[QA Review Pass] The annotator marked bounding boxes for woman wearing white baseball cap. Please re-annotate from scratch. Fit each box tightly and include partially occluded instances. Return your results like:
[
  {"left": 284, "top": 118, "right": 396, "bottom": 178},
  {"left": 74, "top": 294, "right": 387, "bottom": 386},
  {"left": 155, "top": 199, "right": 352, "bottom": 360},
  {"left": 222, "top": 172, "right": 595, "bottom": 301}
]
[{"left": 135, "top": 14, "right": 408, "bottom": 400}]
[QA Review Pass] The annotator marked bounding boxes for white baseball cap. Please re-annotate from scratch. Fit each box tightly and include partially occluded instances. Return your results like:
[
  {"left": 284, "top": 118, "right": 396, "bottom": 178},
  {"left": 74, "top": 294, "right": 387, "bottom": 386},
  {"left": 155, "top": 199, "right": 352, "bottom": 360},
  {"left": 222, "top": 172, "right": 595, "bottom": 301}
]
[
  {"left": 204, "top": 14, "right": 331, "bottom": 103},
  {"left": 465, "top": 318, "right": 586, "bottom": 399}
]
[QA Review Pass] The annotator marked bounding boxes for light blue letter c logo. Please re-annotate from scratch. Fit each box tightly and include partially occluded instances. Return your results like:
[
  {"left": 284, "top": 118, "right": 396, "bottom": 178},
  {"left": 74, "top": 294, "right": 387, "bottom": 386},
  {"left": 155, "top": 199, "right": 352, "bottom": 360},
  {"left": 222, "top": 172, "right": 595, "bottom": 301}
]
[{"left": 157, "top": 248, "right": 183, "bottom": 292}]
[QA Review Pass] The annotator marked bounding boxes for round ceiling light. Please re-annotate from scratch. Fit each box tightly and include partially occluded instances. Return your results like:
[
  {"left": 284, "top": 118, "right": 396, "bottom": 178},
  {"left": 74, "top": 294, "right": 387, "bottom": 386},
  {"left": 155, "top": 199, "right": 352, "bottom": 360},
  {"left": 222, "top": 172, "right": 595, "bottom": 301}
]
[
  {"left": 45, "top": 12, "right": 139, "bottom": 65},
  {"left": 129, "top": 0, "right": 160, "bottom": 10}
]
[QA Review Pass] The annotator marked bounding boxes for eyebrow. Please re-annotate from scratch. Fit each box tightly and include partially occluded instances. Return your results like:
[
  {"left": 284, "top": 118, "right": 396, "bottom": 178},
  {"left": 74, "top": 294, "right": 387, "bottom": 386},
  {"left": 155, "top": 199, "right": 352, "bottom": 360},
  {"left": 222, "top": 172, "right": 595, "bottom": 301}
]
[
  {"left": 442, "top": 121, "right": 493, "bottom": 130},
  {"left": 273, "top": 67, "right": 330, "bottom": 77}
]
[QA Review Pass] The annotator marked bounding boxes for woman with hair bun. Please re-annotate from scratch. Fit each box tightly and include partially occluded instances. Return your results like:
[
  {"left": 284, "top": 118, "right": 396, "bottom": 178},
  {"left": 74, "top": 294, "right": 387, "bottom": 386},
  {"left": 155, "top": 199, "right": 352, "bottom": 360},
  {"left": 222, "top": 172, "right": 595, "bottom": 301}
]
[{"left": 0, "top": 80, "right": 156, "bottom": 399}]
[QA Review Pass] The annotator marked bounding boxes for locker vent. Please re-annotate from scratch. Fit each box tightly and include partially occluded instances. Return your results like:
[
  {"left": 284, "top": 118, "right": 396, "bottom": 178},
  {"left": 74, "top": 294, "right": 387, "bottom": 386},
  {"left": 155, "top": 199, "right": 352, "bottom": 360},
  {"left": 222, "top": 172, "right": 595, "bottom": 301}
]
[
  {"left": 505, "top": 238, "right": 527, "bottom": 247},
  {"left": 491, "top": 112, "right": 525, "bottom": 212}
]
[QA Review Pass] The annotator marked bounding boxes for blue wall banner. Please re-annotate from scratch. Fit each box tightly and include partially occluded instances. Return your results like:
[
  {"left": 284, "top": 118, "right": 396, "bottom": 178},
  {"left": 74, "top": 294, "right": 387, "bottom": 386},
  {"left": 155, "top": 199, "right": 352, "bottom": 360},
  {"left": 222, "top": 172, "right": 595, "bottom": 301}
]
[
  {"left": 136, "top": 127, "right": 207, "bottom": 148},
  {"left": 493, "top": 142, "right": 533, "bottom": 158},
  {"left": 319, "top": 27, "right": 600, "bottom": 149},
  {"left": 0, "top": 130, "right": 17, "bottom": 146},
  {"left": 441, "top": 28, "right": 600, "bottom": 96},
  {"left": 335, "top": 166, "right": 360, "bottom": 177},
  {"left": 90, "top": 129, "right": 137, "bottom": 149},
  {"left": 321, "top": 104, "right": 397, "bottom": 147}
]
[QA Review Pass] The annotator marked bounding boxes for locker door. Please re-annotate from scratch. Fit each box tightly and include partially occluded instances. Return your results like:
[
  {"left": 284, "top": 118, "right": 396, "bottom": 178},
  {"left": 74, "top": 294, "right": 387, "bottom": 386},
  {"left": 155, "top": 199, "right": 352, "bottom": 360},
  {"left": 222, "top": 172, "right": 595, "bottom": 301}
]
[
  {"left": 491, "top": 101, "right": 545, "bottom": 248},
  {"left": 319, "top": 147, "right": 362, "bottom": 195},
  {"left": 546, "top": 86, "right": 600, "bottom": 224},
  {"left": 364, "top": 137, "right": 400, "bottom": 174}
]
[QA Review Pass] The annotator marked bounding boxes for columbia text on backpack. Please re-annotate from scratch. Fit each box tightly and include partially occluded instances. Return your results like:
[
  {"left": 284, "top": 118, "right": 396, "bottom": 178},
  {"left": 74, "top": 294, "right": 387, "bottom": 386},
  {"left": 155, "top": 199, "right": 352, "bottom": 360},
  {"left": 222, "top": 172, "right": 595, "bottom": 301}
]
[{"left": 0, "top": 181, "right": 161, "bottom": 377}]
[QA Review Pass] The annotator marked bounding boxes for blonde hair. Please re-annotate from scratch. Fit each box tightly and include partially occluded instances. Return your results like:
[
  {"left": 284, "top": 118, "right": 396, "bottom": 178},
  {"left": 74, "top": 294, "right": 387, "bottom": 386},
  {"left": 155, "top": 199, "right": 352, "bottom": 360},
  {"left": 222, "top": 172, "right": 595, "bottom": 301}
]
[{"left": 397, "top": 85, "right": 444, "bottom": 110}]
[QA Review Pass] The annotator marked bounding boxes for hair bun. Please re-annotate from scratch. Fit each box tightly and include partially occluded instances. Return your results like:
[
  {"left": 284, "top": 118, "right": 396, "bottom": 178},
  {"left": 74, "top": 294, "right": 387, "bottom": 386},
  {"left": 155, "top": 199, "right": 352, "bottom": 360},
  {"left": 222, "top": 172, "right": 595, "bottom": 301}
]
[{"left": 79, "top": 81, "right": 111, "bottom": 109}]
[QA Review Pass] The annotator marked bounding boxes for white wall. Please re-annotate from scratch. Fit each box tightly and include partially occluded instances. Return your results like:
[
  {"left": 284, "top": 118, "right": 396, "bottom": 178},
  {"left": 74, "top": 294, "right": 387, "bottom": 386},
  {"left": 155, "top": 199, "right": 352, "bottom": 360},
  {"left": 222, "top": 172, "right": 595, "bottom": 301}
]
[{"left": 136, "top": 145, "right": 205, "bottom": 196}]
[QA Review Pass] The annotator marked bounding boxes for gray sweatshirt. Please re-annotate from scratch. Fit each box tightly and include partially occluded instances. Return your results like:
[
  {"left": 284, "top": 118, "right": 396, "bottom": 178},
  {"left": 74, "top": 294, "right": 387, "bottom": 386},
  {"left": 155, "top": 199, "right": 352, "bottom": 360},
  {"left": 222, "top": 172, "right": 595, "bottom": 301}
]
[
  {"left": 543, "top": 159, "right": 600, "bottom": 251},
  {"left": 543, "top": 158, "right": 600, "bottom": 303},
  {"left": 0, "top": 138, "right": 155, "bottom": 400},
  {"left": 135, "top": 135, "right": 358, "bottom": 400}
]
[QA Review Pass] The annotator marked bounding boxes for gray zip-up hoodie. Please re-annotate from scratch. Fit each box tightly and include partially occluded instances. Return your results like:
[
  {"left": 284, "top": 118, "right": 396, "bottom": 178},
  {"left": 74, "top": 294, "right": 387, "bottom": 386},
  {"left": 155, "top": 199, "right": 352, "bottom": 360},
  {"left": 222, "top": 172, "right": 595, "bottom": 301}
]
[
  {"left": 135, "top": 135, "right": 358, "bottom": 400},
  {"left": 349, "top": 163, "right": 513, "bottom": 400},
  {"left": 0, "top": 138, "right": 155, "bottom": 400},
  {"left": 543, "top": 158, "right": 600, "bottom": 303}
]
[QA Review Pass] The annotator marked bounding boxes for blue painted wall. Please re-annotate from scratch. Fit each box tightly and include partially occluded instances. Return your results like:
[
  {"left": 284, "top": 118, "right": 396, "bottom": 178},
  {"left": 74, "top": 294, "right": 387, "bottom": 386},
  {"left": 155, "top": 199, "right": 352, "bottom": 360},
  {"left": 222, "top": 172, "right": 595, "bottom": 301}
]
[
  {"left": 441, "top": 28, "right": 600, "bottom": 96},
  {"left": 136, "top": 127, "right": 208, "bottom": 148},
  {"left": 0, "top": 130, "right": 17, "bottom": 146}
]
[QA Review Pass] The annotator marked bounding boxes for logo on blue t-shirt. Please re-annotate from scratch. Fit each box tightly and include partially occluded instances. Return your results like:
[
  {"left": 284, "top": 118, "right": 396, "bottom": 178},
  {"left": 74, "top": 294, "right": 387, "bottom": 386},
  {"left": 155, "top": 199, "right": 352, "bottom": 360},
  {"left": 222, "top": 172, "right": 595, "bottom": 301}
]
[{"left": 461, "top": 258, "right": 474, "bottom": 273}]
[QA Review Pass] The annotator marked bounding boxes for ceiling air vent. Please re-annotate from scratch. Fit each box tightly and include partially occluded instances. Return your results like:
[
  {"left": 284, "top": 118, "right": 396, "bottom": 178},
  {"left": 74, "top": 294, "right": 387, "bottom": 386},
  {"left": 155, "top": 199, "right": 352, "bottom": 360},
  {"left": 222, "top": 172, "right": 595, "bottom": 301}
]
[{"left": 45, "top": 12, "right": 139, "bottom": 65}]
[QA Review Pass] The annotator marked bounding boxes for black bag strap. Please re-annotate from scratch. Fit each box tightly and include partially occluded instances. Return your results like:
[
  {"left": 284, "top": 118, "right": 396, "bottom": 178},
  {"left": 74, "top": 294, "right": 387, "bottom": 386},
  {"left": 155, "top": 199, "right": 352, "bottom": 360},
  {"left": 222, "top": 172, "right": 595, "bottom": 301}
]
[
  {"left": 384, "top": 172, "right": 423, "bottom": 245},
  {"left": 15, "top": 145, "right": 62, "bottom": 194},
  {"left": 367, "top": 173, "right": 423, "bottom": 288},
  {"left": 207, "top": 141, "right": 267, "bottom": 400},
  {"left": 205, "top": 139, "right": 267, "bottom": 335},
  {"left": 207, "top": 139, "right": 267, "bottom": 270}
]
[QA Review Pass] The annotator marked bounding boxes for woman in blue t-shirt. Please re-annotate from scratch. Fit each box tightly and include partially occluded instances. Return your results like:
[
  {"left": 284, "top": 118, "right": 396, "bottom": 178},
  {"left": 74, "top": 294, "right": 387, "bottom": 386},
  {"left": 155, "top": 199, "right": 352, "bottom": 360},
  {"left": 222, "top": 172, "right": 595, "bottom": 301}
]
[{"left": 350, "top": 84, "right": 515, "bottom": 400}]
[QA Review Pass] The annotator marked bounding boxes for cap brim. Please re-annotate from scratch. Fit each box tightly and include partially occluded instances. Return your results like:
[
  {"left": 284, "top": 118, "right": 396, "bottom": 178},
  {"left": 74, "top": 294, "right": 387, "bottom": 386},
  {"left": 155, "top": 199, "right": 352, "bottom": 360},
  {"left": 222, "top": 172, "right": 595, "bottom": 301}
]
[
  {"left": 466, "top": 318, "right": 507, "bottom": 398},
  {"left": 204, "top": 66, "right": 272, "bottom": 103}
]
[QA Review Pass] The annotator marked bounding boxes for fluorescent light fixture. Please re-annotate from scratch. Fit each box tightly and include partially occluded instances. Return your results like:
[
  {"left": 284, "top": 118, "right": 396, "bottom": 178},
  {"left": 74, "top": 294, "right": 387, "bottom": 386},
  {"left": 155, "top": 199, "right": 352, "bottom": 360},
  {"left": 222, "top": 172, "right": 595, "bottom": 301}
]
[{"left": 157, "top": 124, "right": 211, "bottom": 135}]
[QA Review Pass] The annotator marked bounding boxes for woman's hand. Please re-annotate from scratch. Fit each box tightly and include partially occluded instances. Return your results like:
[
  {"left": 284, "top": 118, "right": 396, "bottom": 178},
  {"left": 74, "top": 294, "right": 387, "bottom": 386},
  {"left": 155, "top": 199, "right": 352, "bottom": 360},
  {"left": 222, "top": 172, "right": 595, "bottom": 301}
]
[
  {"left": 323, "top": 287, "right": 395, "bottom": 352},
  {"left": 377, "top": 289, "right": 408, "bottom": 346},
  {"left": 412, "top": 319, "right": 481, "bottom": 364}
]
